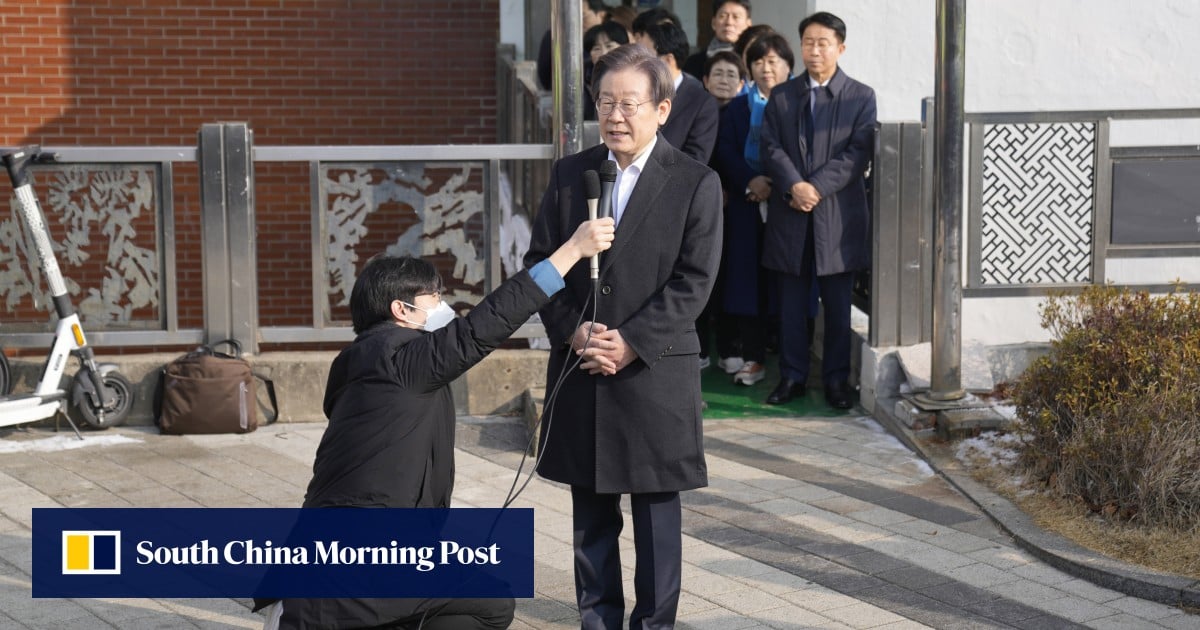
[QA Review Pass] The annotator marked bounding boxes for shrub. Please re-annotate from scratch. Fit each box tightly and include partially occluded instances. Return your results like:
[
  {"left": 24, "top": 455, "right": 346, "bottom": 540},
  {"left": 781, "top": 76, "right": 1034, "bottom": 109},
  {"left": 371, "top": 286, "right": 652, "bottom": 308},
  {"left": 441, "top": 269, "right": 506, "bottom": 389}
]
[{"left": 1012, "top": 285, "right": 1200, "bottom": 529}]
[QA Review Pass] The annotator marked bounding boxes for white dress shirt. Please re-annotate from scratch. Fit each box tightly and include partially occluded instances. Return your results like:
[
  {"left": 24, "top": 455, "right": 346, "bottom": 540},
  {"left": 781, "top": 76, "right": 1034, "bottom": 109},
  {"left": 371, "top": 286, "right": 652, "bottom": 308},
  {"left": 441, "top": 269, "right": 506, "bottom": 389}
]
[{"left": 608, "top": 135, "right": 658, "bottom": 226}]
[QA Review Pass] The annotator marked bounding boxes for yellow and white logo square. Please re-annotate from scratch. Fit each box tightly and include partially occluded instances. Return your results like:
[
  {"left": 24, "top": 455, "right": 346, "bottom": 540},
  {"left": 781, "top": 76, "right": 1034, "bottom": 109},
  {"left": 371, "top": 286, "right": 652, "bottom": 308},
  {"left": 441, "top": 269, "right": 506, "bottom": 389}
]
[{"left": 62, "top": 530, "right": 121, "bottom": 575}]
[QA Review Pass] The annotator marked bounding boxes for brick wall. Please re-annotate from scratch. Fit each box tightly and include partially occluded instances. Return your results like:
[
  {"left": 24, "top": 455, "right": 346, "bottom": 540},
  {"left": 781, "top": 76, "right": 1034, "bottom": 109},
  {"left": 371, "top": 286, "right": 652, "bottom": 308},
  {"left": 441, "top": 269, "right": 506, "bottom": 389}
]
[{"left": 0, "top": 0, "right": 500, "bottom": 337}]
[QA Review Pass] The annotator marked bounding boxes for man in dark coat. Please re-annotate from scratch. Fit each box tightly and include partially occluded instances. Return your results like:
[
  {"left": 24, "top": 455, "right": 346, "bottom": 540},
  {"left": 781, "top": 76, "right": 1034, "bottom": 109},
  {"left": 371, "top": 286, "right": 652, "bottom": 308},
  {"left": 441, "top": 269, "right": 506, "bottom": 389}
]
[
  {"left": 255, "top": 219, "right": 615, "bottom": 629},
  {"left": 524, "top": 45, "right": 722, "bottom": 630},
  {"left": 636, "top": 22, "right": 720, "bottom": 164},
  {"left": 760, "top": 12, "right": 876, "bottom": 409}
]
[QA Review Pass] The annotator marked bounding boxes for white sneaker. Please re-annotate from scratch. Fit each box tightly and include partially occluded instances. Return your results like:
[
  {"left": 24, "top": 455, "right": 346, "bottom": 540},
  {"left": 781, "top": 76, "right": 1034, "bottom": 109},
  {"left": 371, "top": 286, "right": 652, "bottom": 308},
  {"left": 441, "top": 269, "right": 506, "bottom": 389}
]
[
  {"left": 718, "top": 356, "right": 745, "bottom": 374},
  {"left": 733, "top": 361, "right": 766, "bottom": 385},
  {"left": 699, "top": 356, "right": 711, "bottom": 369}
]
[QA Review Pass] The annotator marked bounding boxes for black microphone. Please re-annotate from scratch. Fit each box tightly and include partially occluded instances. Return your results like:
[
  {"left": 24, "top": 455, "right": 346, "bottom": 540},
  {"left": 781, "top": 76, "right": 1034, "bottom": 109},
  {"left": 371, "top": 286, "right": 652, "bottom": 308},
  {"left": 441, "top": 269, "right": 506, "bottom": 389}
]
[
  {"left": 583, "top": 170, "right": 601, "bottom": 281},
  {"left": 597, "top": 160, "right": 617, "bottom": 222}
]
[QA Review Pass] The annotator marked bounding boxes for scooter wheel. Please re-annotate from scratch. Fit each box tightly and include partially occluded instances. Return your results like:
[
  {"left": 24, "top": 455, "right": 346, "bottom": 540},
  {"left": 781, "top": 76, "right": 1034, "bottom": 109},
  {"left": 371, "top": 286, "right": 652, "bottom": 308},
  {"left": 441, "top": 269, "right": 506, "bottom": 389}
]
[
  {"left": 0, "top": 348, "right": 10, "bottom": 396},
  {"left": 70, "top": 366, "right": 133, "bottom": 429}
]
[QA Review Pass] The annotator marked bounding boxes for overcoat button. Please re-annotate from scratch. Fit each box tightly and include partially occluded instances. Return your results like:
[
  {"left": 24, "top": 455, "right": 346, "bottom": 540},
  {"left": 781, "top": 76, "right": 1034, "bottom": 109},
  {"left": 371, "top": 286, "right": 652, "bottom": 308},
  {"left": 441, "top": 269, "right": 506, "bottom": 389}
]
[{"left": 600, "top": 285, "right": 612, "bottom": 295}]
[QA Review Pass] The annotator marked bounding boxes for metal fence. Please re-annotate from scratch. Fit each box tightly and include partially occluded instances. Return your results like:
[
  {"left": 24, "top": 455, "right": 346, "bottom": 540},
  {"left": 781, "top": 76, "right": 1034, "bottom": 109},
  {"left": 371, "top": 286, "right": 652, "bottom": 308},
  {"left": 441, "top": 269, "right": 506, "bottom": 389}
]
[{"left": 6, "top": 50, "right": 1195, "bottom": 355}]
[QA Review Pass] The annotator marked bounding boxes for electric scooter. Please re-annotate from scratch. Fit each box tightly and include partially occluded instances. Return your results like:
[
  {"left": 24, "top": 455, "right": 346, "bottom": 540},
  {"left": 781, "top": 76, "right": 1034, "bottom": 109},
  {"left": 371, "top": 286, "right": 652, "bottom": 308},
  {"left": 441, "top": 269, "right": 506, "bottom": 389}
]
[{"left": 0, "top": 146, "right": 134, "bottom": 438}]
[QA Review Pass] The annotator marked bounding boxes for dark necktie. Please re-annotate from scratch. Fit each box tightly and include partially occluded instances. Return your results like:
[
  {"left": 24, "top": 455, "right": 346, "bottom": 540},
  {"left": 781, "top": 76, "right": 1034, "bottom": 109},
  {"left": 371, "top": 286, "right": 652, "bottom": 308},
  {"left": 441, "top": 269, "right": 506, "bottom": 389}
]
[{"left": 805, "top": 87, "right": 820, "bottom": 164}]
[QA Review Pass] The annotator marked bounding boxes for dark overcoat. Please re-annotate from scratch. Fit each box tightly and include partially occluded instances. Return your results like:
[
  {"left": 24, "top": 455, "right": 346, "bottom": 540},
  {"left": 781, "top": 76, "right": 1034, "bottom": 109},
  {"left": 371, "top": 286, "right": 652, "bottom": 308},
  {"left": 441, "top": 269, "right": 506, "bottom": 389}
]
[
  {"left": 760, "top": 68, "right": 876, "bottom": 276},
  {"left": 303, "top": 271, "right": 551, "bottom": 510},
  {"left": 523, "top": 137, "right": 723, "bottom": 494},
  {"left": 660, "top": 73, "right": 720, "bottom": 164},
  {"left": 255, "top": 271, "right": 550, "bottom": 627},
  {"left": 711, "top": 93, "right": 766, "bottom": 316}
]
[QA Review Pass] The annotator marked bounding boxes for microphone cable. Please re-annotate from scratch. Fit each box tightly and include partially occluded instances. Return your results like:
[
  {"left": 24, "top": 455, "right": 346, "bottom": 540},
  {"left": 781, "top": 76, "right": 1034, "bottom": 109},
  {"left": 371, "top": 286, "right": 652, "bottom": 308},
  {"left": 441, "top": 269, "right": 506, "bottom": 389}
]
[{"left": 502, "top": 273, "right": 600, "bottom": 509}]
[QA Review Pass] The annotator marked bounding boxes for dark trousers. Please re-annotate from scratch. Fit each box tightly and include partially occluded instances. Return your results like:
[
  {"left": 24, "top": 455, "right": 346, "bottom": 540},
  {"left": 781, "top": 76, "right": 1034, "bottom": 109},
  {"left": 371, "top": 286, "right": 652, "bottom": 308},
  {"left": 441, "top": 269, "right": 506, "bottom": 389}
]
[
  {"left": 777, "top": 228, "right": 854, "bottom": 387},
  {"left": 276, "top": 596, "right": 514, "bottom": 629},
  {"left": 571, "top": 486, "right": 682, "bottom": 630}
]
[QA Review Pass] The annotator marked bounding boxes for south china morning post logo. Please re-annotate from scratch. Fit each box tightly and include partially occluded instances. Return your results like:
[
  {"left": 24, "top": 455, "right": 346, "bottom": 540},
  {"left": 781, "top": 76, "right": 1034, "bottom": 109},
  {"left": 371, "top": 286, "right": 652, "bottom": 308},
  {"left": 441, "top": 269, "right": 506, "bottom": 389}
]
[
  {"left": 61, "top": 530, "right": 121, "bottom": 575},
  {"left": 34, "top": 507, "right": 533, "bottom": 598}
]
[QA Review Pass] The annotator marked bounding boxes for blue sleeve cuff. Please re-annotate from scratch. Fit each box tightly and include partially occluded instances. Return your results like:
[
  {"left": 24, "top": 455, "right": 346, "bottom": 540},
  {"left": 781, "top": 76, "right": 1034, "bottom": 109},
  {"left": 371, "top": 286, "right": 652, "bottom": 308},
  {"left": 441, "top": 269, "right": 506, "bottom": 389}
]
[{"left": 529, "top": 259, "right": 566, "bottom": 297}]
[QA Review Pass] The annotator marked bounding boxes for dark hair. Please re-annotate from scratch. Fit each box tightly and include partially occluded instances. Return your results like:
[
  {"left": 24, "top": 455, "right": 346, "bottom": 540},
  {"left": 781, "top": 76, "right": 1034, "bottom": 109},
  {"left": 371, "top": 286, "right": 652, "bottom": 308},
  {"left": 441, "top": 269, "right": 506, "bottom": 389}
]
[
  {"left": 733, "top": 23, "right": 774, "bottom": 58},
  {"left": 632, "top": 7, "right": 681, "bottom": 35},
  {"left": 585, "top": 0, "right": 610, "bottom": 15},
  {"left": 349, "top": 255, "right": 443, "bottom": 334},
  {"left": 798, "top": 11, "right": 846, "bottom": 43},
  {"left": 639, "top": 22, "right": 690, "bottom": 70},
  {"left": 585, "top": 21, "right": 629, "bottom": 54},
  {"left": 713, "top": 0, "right": 751, "bottom": 17},
  {"left": 744, "top": 33, "right": 794, "bottom": 72},
  {"left": 704, "top": 49, "right": 748, "bottom": 81},
  {"left": 591, "top": 43, "right": 675, "bottom": 105}
]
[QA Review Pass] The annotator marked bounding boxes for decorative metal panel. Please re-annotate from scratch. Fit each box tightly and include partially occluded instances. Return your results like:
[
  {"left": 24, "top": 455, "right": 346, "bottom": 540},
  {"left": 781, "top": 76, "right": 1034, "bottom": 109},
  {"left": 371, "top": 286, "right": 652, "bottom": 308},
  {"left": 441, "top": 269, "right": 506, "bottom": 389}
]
[
  {"left": 1, "top": 166, "right": 161, "bottom": 329},
  {"left": 980, "top": 122, "right": 1094, "bottom": 285},
  {"left": 320, "top": 163, "right": 487, "bottom": 326}
]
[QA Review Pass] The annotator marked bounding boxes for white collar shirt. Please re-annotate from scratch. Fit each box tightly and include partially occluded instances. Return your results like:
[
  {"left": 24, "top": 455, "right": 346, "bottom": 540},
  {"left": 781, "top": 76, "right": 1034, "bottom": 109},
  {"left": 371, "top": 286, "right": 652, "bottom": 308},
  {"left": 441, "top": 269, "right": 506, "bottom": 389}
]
[{"left": 607, "top": 135, "right": 657, "bottom": 226}]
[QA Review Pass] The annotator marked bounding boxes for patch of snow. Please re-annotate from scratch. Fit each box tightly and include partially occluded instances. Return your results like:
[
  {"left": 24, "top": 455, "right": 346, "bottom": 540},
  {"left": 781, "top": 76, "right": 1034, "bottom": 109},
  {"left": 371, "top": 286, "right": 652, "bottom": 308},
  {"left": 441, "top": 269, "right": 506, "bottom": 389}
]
[{"left": 0, "top": 434, "right": 141, "bottom": 454}]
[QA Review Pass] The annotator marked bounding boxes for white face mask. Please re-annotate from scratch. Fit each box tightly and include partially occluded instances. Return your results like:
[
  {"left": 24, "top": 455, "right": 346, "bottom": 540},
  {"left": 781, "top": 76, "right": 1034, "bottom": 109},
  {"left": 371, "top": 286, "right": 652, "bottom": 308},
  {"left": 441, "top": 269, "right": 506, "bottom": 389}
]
[{"left": 402, "top": 300, "right": 455, "bottom": 331}]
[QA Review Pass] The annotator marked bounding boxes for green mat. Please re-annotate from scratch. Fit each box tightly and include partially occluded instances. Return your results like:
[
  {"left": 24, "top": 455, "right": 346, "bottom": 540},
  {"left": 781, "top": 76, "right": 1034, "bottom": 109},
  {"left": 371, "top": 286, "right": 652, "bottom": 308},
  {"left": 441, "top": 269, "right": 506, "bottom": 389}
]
[{"left": 700, "top": 359, "right": 858, "bottom": 419}]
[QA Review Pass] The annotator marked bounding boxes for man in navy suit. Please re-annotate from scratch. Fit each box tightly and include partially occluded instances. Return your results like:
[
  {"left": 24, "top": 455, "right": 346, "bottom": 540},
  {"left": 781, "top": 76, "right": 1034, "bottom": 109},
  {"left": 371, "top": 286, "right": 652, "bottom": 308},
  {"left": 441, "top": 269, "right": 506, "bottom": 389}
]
[
  {"left": 635, "top": 22, "right": 720, "bottom": 164},
  {"left": 760, "top": 12, "right": 876, "bottom": 409},
  {"left": 525, "top": 44, "right": 722, "bottom": 630}
]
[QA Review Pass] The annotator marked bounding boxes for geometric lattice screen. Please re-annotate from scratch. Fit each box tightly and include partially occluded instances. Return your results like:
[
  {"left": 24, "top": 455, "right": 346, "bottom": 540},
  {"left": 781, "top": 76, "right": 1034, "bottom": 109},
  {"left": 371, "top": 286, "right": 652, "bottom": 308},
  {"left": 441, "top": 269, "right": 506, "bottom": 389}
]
[{"left": 980, "top": 122, "right": 1095, "bottom": 285}]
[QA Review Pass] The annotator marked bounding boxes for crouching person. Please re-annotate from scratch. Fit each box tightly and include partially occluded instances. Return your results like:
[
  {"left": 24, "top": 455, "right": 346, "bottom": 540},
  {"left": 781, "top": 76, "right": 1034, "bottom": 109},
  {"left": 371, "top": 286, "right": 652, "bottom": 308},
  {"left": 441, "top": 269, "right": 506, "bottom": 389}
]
[{"left": 254, "top": 217, "right": 615, "bottom": 629}]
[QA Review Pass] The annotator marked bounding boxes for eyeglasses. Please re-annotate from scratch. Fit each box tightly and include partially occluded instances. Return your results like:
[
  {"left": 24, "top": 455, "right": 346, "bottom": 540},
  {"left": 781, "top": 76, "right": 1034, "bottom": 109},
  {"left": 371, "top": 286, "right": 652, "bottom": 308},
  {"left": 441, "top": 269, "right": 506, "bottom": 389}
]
[
  {"left": 415, "top": 290, "right": 441, "bottom": 300},
  {"left": 595, "top": 98, "right": 653, "bottom": 117},
  {"left": 800, "top": 39, "right": 838, "bottom": 51}
]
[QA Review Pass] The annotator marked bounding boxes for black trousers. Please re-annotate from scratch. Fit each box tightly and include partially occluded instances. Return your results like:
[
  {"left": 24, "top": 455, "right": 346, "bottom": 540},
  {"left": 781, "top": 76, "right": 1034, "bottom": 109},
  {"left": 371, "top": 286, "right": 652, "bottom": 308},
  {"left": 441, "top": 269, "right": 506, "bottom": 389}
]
[
  {"left": 275, "top": 596, "right": 514, "bottom": 629},
  {"left": 571, "top": 486, "right": 682, "bottom": 630},
  {"left": 777, "top": 222, "right": 854, "bottom": 387}
]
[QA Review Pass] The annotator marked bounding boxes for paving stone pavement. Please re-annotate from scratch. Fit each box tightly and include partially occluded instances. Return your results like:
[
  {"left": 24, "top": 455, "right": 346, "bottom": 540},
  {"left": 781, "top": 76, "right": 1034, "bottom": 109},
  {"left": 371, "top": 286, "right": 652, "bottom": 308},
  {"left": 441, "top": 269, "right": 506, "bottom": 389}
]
[{"left": 0, "top": 415, "right": 1197, "bottom": 629}]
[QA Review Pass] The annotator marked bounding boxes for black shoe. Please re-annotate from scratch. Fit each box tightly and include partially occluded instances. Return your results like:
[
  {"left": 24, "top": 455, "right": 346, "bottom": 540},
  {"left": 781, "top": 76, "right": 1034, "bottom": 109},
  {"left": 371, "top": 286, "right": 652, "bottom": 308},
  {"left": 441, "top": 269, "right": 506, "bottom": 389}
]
[
  {"left": 766, "top": 379, "right": 806, "bottom": 405},
  {"left": 825, "top": 383, "right": 854, "bottom": 410}
]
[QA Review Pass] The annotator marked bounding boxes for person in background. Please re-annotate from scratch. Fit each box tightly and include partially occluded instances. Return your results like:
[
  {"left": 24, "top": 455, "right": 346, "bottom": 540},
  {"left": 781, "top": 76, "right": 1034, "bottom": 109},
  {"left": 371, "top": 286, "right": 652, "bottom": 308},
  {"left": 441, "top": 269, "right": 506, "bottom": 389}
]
[
  {"left": 733, "top": 23, "right": 776, "bottom": 91},
  {"left": 537, "top": 0, "right": 610, "bottom": 91},
  {"left": 524, "top": 44, "right": 722, "bottom": 630},
  {"left": 606, "top": 4, "right": 637, "bottom": 40},
  {"left": 635, "top": 21, "right": 719, "bottom": 165},
  {"left": 701, "top": 49, "right": 747, "bottom": 107},
  {"left": 254, "top": 220, "right": 614, "bottom": 629},
  {"left": 712, "top": 33, "right": 794, "bottom": 387},
  {"left": 584, "top": 21, "right": 630, "bottom": 119},
  {"left": 630, "top": 6, "right": 680, "bottom": 35},
  {"left": 683, "top": 0, "right": 753, "bottom": 80},
  {"left": 696, "top": 49, "right": 749, "bottom": 376},
  {"left": 760, "top": 12, "right": 876, "bottom": 409}
]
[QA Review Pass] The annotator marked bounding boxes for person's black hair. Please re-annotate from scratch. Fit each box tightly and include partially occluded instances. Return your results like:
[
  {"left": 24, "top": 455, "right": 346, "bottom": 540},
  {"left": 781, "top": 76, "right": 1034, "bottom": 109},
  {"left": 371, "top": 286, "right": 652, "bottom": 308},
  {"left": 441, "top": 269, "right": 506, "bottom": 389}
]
[
  {"left": 704, "top": 49, "right": 748, "bottom": 81},
  {"left": 586, "top": 0, "right": 611, "bottom": 14},
  {"left": 640, "top": 22, "right": 690, "bottom": 70},
  {"left": 798, "top": 11, "right": 846, "bottom": 43},
  {"left": 349, "top": 255, "right": 443, "bottom": 334},
  {"left": 733, "top": 23, "right": 774, "bottom": 58},
  {"left": 713, "top": 0, "right": 751, "bottom": 18},
  {"left": 584, "top": 21, "right": 629, "bottom": 54},
  {"left": 745, "top": 32, "right": 794, "bottom": 72},
  {"left": 591, "top": 43, "right": 675, "bottom": 106},
  {"left": 631, "top": 7, "right": 680, "bottom": 35}
]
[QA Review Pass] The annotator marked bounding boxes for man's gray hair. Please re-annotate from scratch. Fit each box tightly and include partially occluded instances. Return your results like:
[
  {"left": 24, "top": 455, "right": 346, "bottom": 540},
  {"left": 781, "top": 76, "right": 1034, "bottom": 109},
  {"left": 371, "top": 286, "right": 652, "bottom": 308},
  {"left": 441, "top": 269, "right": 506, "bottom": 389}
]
[{"left": 591, "top": 43, "right": 675, "bottom": 105}]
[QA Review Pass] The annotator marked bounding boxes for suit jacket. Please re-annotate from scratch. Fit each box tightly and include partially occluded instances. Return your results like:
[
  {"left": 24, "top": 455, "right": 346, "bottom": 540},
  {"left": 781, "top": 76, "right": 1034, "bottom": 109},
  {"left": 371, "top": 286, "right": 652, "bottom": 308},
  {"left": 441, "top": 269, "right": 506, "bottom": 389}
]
[
  {"left": 660, "top": 73, "right": 720, "bottom": 164},
  {"left": 523, "top": 136, "right": 723, "bottom": 493},
  {"left": 760, "top": 67, "right": 876, "bottom": 276}
]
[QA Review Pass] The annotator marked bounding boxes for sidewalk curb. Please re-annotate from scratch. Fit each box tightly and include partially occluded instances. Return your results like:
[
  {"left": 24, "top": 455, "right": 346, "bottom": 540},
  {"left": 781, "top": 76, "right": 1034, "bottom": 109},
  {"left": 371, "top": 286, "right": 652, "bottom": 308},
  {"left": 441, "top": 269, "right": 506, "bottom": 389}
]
[{"left": 872, "top": 396, "right": 1200, "bottom": 610}]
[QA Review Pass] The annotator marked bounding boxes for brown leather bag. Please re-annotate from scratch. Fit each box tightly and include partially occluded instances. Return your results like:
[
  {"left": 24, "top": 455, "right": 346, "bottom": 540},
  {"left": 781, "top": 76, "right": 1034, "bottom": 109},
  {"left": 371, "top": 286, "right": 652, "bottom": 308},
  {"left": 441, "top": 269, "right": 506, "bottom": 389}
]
[{"left": 154, "top": 340, "right": 278, "bottom": 434}]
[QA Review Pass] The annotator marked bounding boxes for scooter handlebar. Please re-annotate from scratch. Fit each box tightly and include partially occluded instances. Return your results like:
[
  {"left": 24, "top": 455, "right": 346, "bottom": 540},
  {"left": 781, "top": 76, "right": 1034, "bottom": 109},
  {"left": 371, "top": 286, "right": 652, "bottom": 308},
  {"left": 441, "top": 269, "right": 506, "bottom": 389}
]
[{"left": 2, "top": 146, "right": 59, "bottom": 188}]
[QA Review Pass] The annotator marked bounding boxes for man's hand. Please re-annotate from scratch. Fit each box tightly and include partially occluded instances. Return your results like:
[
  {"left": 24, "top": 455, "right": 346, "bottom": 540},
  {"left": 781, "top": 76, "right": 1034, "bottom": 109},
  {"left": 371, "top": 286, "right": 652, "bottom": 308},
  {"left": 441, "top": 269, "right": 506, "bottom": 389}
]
[
  {"left": 570, "top": 321, "right": 608, "bottom": 352},
  {"left": 746, "top": 175, "right": 772, "bottom": 203},
  {"left": 789, "top": 181, "right": 821, "bottom": 212},
  {"left": 578, "top": 328, "right": 637, "bottom": 375}
]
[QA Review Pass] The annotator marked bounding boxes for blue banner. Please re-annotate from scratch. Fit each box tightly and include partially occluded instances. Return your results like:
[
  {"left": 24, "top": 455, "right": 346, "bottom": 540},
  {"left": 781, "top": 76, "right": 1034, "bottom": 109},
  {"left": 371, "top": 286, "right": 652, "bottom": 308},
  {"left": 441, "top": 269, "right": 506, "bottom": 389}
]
[{"left": 34, "top": 508, "right": 533, "bottom": 598}]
